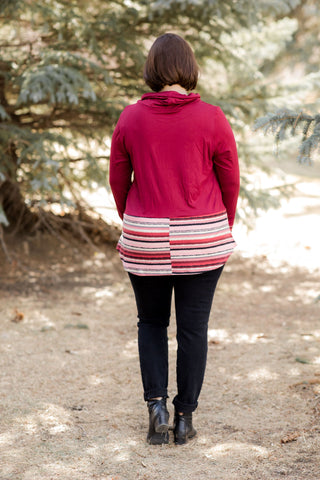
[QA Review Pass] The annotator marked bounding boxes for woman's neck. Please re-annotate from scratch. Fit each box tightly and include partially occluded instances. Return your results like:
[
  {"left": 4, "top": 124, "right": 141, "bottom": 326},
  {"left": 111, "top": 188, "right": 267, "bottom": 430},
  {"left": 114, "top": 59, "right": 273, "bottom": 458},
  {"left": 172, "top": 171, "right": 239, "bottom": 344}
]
[{"left": 161, "top": 84, "right": 188, "bottom": 95}]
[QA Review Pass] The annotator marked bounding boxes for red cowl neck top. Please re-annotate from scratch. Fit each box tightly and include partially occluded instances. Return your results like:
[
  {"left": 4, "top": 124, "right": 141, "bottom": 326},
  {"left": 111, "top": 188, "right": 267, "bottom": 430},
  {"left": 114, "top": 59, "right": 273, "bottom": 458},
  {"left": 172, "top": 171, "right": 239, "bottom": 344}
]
[{"left": 109, "top": 91, "right": 240, "bottom": 228}]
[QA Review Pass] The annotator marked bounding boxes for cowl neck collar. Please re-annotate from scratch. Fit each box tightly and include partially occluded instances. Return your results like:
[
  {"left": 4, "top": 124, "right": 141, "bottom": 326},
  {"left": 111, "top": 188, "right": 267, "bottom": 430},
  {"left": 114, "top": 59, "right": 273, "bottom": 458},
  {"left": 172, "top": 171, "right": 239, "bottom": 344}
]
[{"left": 140, "top": 91, "right": 200, "bottom": 108}]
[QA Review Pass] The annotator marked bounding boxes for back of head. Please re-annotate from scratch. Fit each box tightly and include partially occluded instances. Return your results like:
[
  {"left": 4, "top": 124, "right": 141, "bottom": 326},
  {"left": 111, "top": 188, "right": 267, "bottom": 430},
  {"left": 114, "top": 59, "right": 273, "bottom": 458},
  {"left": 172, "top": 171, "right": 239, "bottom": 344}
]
[{"left": 143, "top": 33, "right": 199, "bottom": 92}]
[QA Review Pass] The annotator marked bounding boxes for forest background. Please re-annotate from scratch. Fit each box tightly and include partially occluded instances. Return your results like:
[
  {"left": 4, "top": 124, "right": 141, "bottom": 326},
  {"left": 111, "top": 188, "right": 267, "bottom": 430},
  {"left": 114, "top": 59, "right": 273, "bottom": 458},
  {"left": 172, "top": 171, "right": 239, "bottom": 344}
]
[{"left": 0, "top": 0, "right": 319, "bottom": 245}]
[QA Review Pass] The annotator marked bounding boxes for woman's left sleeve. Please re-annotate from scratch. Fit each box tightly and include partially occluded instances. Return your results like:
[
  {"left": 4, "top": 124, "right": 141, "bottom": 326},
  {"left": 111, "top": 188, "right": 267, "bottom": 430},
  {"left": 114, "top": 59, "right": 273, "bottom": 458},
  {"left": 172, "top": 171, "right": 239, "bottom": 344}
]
[
  {"left": 109, "top": 121, "right": 133, "bottom": 220},
  {"left": 213, "top": 108, "right": 240, "bottom": 230}
]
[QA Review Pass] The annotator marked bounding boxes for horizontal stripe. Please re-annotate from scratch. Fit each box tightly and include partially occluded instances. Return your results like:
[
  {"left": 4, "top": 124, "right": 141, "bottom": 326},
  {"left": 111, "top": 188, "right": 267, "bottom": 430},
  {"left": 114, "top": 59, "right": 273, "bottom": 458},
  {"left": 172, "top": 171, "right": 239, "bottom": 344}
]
[{"left": 117, "top": 211, "right": 236, "bottom": 275}]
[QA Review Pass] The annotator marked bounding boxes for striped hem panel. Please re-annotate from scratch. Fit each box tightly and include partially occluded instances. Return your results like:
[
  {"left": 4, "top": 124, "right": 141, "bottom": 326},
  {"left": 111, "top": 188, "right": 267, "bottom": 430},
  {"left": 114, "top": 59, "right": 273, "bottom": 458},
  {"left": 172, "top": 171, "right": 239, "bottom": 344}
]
[{"left": 117, "top": 212, "right": 236, "bottom": 275}]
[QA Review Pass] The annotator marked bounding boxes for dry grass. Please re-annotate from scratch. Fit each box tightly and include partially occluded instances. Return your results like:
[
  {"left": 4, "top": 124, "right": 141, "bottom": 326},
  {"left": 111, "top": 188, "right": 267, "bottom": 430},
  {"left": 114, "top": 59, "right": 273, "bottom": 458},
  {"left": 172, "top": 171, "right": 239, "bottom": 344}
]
[{"left": 0, "top": 233, "right": 320, "bottom": 480}]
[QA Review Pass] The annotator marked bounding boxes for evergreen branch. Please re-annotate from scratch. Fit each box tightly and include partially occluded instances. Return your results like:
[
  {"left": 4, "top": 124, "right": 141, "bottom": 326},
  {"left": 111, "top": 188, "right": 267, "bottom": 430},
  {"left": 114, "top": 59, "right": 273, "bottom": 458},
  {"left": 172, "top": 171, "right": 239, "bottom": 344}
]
[
  {"left": 0, "top": 41, "right": 37, "bottom": 48},
  {"left": 66, "top": 156, "right": 109, "bottom": 163},
  {"left": 254, "top": 109, "right": 319, "bottom": 162},
  {"left": 299, "top": 115, "right": 320, "bottom": 163},
  {"left": 254, "top": 109, "right": 315, "bottom": 133},
  {"left": 1, "top": 0, "right": 318, "bottom": 238}
]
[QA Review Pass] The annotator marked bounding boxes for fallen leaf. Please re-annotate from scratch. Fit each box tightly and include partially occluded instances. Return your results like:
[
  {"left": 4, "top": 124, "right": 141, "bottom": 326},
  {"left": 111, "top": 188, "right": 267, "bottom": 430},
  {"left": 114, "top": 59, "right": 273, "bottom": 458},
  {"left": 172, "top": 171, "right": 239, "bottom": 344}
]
[
  {"left": 11, "top": 309, "right": 24, "bottom": 323},
  {"left": 64, "top": 323, "right": 89, "bottom": 329},
  {"left": 291, "top": 378, "right": 320, "bottom": 389},
  {"left": 281, "top": 431, "right": 300, "bottom": 444},
  {"left": 295, "top": 357, "right": 311, "bottom": 364},
  {"left": 256, "top": 333, "right": 267, "bottom": 339},
  {"left": 309, "top": 378, "right": 320, "bottom": 385}
]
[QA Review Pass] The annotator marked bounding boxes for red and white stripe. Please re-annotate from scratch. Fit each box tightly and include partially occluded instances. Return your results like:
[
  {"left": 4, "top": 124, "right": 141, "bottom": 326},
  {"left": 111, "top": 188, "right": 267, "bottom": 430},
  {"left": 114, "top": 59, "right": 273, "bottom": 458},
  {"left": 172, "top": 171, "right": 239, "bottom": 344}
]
[{"left": 117, "top": 211, "right": 236, "bottom": 275}]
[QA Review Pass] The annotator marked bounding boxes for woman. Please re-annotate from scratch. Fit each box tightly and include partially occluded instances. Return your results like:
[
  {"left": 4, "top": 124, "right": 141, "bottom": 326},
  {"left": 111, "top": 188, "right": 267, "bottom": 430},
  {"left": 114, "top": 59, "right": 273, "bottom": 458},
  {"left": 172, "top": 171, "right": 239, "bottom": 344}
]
[{"left": 109, "top": 33, "right": 240, "bottom": 445}]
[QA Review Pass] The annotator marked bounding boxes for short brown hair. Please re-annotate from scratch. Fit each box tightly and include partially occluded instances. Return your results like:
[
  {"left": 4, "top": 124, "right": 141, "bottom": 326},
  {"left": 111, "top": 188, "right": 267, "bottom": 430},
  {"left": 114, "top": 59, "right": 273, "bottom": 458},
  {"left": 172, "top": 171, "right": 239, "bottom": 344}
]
[{"left": 143, "top": 33, "right": 199, "bottom": 92}]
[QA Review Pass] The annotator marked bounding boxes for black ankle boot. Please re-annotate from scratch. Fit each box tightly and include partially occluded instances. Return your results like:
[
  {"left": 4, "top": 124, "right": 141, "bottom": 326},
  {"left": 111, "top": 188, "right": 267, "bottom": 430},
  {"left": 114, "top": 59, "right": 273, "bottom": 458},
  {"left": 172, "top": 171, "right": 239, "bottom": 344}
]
[
  {"left": 147, "top": 398, "right": 169, "bottom": 445},
  {"left": 173, "top": 410, "right": 197, "bottom": 445}
]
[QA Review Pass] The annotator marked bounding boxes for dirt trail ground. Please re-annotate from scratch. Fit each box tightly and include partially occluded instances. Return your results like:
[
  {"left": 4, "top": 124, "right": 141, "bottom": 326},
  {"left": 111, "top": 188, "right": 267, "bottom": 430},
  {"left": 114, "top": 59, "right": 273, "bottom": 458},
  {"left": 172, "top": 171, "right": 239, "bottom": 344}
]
[{"left": 0, "top": 179, "right": 320, "bottom": 480}]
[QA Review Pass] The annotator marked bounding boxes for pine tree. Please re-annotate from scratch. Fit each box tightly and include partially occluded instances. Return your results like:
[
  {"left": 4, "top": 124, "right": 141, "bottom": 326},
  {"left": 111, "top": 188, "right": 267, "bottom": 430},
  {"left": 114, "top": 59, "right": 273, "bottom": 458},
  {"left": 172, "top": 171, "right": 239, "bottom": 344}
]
[
  {"left": 0, "top": 0, "right": 307, "bottom": 250},
  {"left": 254, "top": 108, "right": 320, "bottom": 163},
  {"left": 254, "top": 0, "right": 320, "bottom": 163}
]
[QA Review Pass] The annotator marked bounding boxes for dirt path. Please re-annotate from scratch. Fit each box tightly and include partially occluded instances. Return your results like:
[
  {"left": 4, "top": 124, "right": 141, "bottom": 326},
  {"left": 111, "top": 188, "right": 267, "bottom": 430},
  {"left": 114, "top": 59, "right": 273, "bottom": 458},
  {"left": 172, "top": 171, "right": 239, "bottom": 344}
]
[{"left": 0, "top": 232, "right": 319, "bottom": 480}]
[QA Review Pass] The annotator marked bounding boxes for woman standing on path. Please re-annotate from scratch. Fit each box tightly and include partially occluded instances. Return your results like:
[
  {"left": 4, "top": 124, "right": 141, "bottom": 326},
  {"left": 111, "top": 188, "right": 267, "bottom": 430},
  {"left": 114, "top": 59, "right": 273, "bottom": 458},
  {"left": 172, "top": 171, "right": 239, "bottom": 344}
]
[{"left": 109, "top": 33, "right": 240, "bottom": 445}]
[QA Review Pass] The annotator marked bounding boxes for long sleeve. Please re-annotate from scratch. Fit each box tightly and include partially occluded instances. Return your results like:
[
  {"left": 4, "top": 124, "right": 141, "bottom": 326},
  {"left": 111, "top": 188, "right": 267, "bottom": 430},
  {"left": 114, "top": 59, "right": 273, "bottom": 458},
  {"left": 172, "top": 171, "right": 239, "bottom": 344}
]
[
  {"left": 109, "top": 121, "right": 133, "bottom": 220},
  {"left": 213, "top": 108, "right": 240, "bottom": 229}
]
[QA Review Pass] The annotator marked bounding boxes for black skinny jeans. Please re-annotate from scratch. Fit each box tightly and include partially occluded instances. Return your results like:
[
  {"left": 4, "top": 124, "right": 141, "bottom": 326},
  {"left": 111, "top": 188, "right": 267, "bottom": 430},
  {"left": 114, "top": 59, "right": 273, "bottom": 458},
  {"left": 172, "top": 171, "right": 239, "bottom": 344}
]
[{"left": 128, "top": 267, "right": 223, "bottom": 414}]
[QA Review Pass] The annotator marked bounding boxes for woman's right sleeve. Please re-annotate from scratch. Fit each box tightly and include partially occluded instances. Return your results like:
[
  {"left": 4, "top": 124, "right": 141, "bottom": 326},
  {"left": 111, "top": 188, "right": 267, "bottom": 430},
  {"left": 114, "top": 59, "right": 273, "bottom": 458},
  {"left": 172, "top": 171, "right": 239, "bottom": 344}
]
[{"left": 109, "top": 121, "right": 133, "bottom": 220}]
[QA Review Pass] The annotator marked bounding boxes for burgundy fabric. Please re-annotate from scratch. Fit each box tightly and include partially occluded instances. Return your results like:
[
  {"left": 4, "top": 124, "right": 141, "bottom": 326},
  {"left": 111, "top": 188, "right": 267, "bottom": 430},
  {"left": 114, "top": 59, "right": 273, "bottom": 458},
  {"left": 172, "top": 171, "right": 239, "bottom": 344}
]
[{"left": 109, "top": 91, "right": 240, "bottom": 228}]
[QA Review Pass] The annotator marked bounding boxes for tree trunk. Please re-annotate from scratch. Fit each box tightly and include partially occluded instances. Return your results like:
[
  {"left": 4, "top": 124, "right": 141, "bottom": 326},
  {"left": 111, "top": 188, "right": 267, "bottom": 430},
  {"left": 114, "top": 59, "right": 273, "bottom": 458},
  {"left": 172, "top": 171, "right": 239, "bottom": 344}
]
[{"left": 0, "top": 180, "right": 39, "bottom": 234}]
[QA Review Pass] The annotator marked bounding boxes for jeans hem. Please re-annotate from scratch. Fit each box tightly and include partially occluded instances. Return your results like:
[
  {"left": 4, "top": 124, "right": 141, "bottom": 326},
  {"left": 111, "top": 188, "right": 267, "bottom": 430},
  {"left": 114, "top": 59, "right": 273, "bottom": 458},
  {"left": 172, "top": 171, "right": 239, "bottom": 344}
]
[
  {"left": 144, "top": 390, "right": 168, "bottom": 402},
  {"left": 172, "top": 396, "right": 198, "bottom": 413}
]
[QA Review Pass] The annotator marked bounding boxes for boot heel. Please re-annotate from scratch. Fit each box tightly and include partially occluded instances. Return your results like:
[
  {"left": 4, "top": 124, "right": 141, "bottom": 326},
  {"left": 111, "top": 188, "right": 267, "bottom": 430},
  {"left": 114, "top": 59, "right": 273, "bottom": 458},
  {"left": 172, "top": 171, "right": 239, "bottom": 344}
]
[
  {"left": 147, "top": 429, "right": 169, "bottom": 445},
  {"left": 155, "top": 422, "right": 169, "bottom": 434},
  {"left": 147, "top": 398, "right": 170, "bottom": 445}
]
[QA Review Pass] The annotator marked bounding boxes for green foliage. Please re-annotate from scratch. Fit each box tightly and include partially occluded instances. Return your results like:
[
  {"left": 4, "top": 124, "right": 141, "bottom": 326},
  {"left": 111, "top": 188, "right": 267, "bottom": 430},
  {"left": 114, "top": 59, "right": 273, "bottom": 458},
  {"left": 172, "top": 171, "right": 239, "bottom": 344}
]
[
  {"left": 18, "top": 65, "right": 97, "bottom": 106},
  {"left": 254, "top": 1, "right": 320, "bottom": 163},
  {"left": 254, "top": 109, "right": 320, "bottom": 163},
  {"left": 0, "top": 0, "right": 315, "bottom": 230}
]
